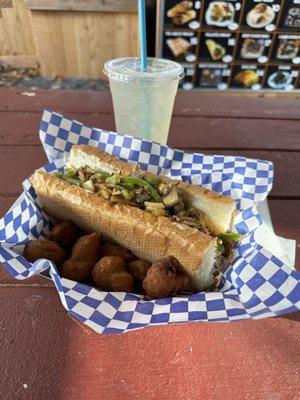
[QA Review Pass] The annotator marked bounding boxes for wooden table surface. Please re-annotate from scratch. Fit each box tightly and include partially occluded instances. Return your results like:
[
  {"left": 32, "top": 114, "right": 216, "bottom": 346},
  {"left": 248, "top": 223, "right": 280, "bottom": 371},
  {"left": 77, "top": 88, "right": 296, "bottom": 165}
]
[{"left": 0, "top": 89, "right": 299, "bottom": 400}]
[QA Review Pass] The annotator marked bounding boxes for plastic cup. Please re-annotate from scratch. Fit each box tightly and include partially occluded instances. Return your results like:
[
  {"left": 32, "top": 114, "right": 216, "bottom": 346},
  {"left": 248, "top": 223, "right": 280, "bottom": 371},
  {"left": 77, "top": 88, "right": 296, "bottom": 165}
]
[{"left": 103, "top": 57, "right": 184, "bottom": 144}]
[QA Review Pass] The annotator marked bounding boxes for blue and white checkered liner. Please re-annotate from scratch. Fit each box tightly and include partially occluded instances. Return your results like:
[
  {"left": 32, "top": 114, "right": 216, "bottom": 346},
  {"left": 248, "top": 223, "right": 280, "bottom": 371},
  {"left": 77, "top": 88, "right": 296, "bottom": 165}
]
[{"left": 0, "top": 110, "right": 299, "bottom": 334}]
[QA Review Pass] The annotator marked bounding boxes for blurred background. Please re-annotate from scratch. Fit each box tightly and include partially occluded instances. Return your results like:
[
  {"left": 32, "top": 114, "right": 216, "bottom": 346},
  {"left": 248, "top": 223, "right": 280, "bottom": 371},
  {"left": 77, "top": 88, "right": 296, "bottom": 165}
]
[
  {"left": 0, "top": 0, "right": 299, "bottom": 92},
  {"left": 0, "top": 0, "right": 156, "bottom": 90}
]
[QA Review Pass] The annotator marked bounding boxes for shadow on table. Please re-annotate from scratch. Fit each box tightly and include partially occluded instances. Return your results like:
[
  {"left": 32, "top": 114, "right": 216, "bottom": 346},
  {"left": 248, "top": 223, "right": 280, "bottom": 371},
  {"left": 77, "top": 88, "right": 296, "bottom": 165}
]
[{"left": 282, "top": 311, "right": 300, "bottom": 322}]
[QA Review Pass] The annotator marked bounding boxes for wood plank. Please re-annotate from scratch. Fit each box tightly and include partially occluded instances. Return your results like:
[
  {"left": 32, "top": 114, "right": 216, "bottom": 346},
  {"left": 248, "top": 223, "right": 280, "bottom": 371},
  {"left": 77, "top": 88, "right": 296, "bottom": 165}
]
[
  {"left": 0, "top": 146, "right": 299, "bottom": 198},
  {"left": 0, "top": 112, "right": 116, "bottom": 145},
  {"left": 0, "top": 146, "right": 47, "bottom": 196},
  {"left": 26, "top": 0, "right": 138, "bottom": 13},
  {"left": 0, "top": 285, "right": 299, "bottom": 399},
  {"left": 0, "top": 0, "right": 36, "bottom": 55},
  {"left": 1, "top": 111, "right": 300, "bottom": 151},
  {"left": 269, "top": 200, "right": 300, "bottom": 242},
  {"left": 14, "top": 0, "right": 36, "bottom": 54},
  {"left": 0, "top": 112, "right": 42, "bottom": 145},
  {"left": 268, "top": 200, "right": 300, "bottom": 267},
  {"left": 31, "top": 11, "right": 67, "bottom": 78},
  {"left": 60, "top": 12, "right": 78, "bottom": 77},
  {"left": 0, "top": 55, "right": 38, "bottom": 69},
  {"left": 0, "top": 88, "right": 111, "bottom": 122},
  {"left": 73, "top": 12, "right": 99, "bottom": 78},
  {"left": 173, "top": 92, "right": 300, "bottom": 119},
  {"left": 0, "top": 89, "right": 299, "bottom": 119},
  {"left": 168, "top": 116, "right": 300, "bottom": 150},
  {"left": 0, "top": 16, "right": 10, "bottom": 54},
  {"left": 0, "top": 196, "right": 16, "bottom": 216},
  {"left": 30, "top": 11, "right": 138, "bottom": 79}
]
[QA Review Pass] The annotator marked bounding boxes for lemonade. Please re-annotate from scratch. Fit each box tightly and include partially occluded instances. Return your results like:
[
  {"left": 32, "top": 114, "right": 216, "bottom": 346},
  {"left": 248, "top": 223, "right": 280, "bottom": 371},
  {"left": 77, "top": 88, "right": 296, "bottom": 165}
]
[{"left": 104, "top": 58, "right": 184, "bottom": 144}]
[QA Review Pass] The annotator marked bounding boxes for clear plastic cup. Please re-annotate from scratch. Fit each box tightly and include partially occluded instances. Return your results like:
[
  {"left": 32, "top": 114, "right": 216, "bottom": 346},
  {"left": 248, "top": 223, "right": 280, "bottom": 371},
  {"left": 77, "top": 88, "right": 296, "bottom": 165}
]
[{"left": 103, "top": 57, "right": 184, "bottom": 144}]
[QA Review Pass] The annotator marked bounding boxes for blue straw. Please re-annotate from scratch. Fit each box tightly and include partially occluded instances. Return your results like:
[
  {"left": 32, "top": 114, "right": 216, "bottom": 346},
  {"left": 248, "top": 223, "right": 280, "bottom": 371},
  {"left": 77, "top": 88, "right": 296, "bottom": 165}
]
[{"left": 138, "top": 0, "right": 147, "bottom": 71}]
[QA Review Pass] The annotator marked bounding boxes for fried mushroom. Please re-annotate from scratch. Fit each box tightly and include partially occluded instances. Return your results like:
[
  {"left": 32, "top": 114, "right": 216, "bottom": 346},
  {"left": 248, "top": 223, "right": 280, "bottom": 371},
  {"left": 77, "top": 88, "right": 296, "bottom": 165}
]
[
  {"left": 48, "top": 220, "right": 80, "bottom": 249},
  {"left": 92, "top": 256, "right": 134, "bottom": 292},
  {"left": 100, "top": 243, "right": 136, "bottom": 263},
  {"left": 23, "top": 239, "right": 66, "bottom": 267},
  {"left": 60, "top": 260, "right": 95, "bottom": 282},
  {"left": 128, "top": 260, "right": 151, "bottom": 281},
  {"left": 143, "top": 256, "right": 189, "bottom": 298},
  {"left": 60, "top": 232, "right": 102, "bottom": 282},
  {"left": 70, "top": 232, "right": 102, "bottom": 262},
  {"left": 143, "top": 257, "right": 177, "bottom": 298}
]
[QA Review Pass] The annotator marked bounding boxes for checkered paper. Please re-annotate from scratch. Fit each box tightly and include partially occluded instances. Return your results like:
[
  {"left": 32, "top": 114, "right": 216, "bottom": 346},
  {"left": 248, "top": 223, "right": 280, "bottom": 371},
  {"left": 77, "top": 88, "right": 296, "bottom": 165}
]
[{"left": 0, "top": 110, "right": 299, "bottom": 334}]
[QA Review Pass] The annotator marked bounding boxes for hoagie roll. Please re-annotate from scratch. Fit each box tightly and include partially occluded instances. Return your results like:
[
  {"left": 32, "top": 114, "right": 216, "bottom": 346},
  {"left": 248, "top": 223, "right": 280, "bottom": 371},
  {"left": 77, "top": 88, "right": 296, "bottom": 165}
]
[{"left": 30, "top": 145, "right": 238, "bottom": 290}]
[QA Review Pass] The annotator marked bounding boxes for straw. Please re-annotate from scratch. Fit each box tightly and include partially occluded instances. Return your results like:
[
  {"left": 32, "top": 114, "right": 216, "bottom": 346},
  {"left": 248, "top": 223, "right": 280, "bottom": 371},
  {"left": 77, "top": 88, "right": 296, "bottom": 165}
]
[{"left": 138, "top": 0, "right": 147, "bottom": 71}]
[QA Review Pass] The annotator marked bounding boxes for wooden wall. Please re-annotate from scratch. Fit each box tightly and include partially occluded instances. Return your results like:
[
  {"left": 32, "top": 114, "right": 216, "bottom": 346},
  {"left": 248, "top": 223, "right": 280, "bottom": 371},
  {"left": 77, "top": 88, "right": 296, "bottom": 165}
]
[
  {"left": 0, "top": 0, "right": 35, "bottom": 56},
  {"left": 0, "top": 0, "right": 138, "bottom": 78},
  {"left": 31, "top": 11, "right": 138, "bottom": 78}
]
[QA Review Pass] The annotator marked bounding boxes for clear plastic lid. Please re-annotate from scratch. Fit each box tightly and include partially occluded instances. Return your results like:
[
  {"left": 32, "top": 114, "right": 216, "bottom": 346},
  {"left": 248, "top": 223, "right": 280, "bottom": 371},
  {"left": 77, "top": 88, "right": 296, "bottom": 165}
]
[{"left": 103, "top": 57, "right": 184, "bottom": 82}]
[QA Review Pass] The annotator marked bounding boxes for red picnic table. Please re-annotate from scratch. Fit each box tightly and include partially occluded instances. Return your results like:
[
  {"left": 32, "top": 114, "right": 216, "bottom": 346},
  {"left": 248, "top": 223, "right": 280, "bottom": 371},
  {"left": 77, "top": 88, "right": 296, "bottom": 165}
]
[{"left": 0, "top": 89, "right": 299, "bottom": 400}]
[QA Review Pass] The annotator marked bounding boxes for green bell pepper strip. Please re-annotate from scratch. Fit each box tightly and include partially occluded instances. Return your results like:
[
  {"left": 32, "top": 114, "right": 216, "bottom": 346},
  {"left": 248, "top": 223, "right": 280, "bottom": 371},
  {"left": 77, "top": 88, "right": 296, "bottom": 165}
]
[
  {"left": 64, "top": 168, "right": 77, "bottom": 178},
  {"left": 90, "top": 172, "right": 110, "bottom": 182},
  {"left": 218, "top": 232, "right": 241, "bottom": 242},
  {"left": 120, "top": 176, "right": 161, "bottom": 202},
  {"left": 63, "top": 177, "right": 81, "bottom": 186},
  {"left": 144, "top": 175, "right": 162, "bottom": 188}
]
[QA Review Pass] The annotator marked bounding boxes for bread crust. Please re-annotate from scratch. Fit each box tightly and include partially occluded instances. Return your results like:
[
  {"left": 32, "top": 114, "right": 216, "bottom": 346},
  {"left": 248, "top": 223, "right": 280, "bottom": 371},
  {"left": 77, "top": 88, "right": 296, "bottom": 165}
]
[{"left": 30, "top": 169, "right": 217, "bottom": 290}]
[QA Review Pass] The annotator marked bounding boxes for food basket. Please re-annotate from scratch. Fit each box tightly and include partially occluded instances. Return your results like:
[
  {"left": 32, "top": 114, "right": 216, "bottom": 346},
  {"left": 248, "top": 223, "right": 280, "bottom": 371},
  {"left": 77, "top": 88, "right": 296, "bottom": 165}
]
[{"left": 0, "top": 110, "right": 299, "bottom": 334}]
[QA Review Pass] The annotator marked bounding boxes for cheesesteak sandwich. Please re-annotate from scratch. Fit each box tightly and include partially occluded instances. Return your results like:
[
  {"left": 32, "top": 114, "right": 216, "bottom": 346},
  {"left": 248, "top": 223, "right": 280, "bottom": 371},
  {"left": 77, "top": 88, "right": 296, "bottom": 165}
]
[{"left": 30, "top": 145, "right": 239, "bottom": 291}]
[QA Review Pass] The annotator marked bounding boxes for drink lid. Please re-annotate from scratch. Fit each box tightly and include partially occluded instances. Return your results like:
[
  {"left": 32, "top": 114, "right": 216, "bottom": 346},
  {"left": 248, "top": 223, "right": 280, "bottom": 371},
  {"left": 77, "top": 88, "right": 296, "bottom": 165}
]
[{"left": 103, "top": 57, "right": 184, "bottom": 82}]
